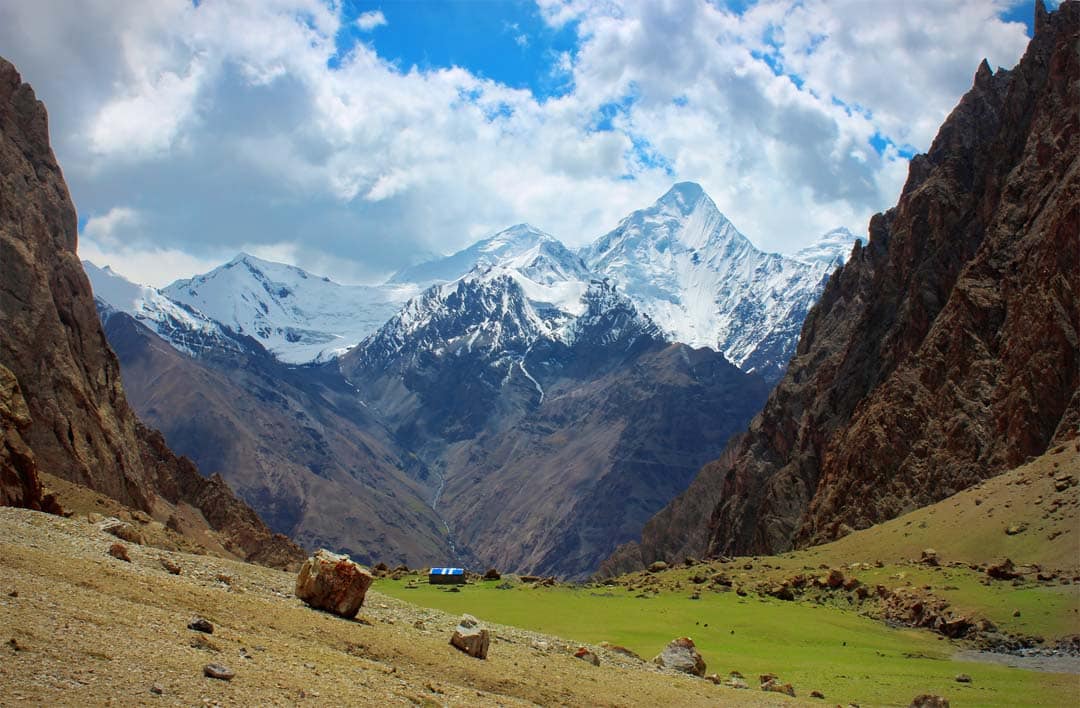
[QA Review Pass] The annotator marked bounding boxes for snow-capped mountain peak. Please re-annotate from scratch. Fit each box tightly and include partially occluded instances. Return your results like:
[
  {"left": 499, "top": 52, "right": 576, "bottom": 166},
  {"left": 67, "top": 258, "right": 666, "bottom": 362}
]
[
  {"left": 83, "top": 260, "right": 247, "bottom": 357},
  {"left": 163, "top": 254, "right": 419, "bottom": 364},
  {"left": 386, "top": 223, "right": 579, "bottom": 286},
  {"left": 581, "top": 185, "right": 855, "bottom": 381}
]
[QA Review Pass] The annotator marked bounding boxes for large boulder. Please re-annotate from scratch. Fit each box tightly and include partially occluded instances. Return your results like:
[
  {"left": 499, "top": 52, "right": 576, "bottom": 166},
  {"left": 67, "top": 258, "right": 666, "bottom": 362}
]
[
  {"left": 652, "top": 637, "right": 706, "bottom": 676},
  {"left": 450, "top": 614, "right": 490, "bottom": 659},
  {"left": 294, "top": 549, "right": 373, "bottom": 619}
]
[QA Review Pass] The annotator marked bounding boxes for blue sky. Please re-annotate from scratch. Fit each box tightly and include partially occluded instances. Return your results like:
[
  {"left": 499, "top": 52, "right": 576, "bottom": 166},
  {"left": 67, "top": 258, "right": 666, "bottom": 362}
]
[
  {"left": 0, "top": 0, "right": 1040, "bottom": 286},
  {"left": 334, "top": 1, "right": 580, "bottom": 99}
]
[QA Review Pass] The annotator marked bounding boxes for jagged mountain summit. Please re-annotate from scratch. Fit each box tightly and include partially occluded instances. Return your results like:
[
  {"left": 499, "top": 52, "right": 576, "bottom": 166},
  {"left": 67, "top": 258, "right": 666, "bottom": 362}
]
[
  {"left": 163, "top": 253, "right": 419, "bottom": 364},
  {"left": 789, "top": 227, "right": 858, "bottom": 267},
  {"left": 581, "top": 182, "right": 856, "bottom": 382}
]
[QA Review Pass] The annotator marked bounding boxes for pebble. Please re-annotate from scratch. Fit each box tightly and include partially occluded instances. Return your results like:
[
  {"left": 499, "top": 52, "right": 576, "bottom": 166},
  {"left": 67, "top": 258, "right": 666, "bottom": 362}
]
[
  {"left": 203, "top": 664, "right": 235, "bottom": 681},
  {"left": 955, "top": 673, "right": 972, "bottom": 683},
  {"left": 150, "top": 683, "right": 164, "bottom": 695}
]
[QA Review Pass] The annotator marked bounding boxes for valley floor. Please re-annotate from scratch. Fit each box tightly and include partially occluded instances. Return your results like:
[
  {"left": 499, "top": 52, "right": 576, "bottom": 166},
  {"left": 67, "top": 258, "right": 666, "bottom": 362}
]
[{"left": 0, "top": 508, "right": 789, "bottom": 707}]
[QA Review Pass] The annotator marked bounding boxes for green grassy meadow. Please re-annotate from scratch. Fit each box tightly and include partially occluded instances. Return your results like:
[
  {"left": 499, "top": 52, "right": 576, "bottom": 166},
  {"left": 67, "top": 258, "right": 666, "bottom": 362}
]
[{"left": 379, "top": 576, "right": 1078, "bottom": 707}]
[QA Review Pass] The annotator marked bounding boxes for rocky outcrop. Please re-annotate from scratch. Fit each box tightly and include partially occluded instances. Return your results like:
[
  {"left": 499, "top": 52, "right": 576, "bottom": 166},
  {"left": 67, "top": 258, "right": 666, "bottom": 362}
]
[
  {"left": 0, "top": 56, "right": 303, "bottom": 567},
  {"left": 294, "top": 549, "right": 374, "bottom": 618},
  {"left": 612, "top": 1, "right": 1079, "bottom": 567}
]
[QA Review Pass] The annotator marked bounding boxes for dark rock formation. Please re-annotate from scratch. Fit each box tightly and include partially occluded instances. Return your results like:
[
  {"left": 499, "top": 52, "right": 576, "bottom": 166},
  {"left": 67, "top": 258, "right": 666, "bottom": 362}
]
[
  {"left": 0, "top": 56, "right": 302, "bottom": 568},
  {"left": 612, "top": 0, "right": 1079, "bottom": 568}
]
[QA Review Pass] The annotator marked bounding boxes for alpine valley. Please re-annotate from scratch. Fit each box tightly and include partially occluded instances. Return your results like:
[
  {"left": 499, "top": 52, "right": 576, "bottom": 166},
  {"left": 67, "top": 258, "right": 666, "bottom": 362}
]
[{"left": 84, "top": 185, "right": 853, "bottom": 578}]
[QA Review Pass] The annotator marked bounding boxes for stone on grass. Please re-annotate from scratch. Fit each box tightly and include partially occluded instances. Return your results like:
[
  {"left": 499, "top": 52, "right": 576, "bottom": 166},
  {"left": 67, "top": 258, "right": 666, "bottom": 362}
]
[
  {"left": 160, "top": 557, "right": 181, "bottom": 575},
  {"left": 108, "top": 543, "right": 131, "bottom": 562},
  {"left": 986, "top": 559, "right": 1019, "bottom": 580},
  {"left": 574, "top": 647, "right": 600, "bottom": 666},
  {"left": 483, "top": 568, "right": 501, "bottom": 580},
  {"left": 450, "top": 614, "right": 489, "bottom": 659},
  {"left": 955, "top": 674, "right": 972, "bottom": 683},
  {"left": 920, "top": 549, "right": 939, "bottom": 566},
  {"left": 203, "top": 663, "right": 235, "bottom": 681},
  {"left": 909, "top": 695, "right": 949, "bottom": 707},
  {"left": 729, "top": 677, "right": 749, "bottom": 689},
  {"left": 648, "top": 561, "right": 668, "bottom": 573},
  {"left": 810, "top": 689, "right": 825, "bottom": 698},
  {"left": 599, "top": 641, "right": 642, "bottom": 660},
  {"left": 652, "top": 637, "right": 705, "bottom": 676},
  {"left": 294, "top": 549, "right": 373, "bottom": 619}
]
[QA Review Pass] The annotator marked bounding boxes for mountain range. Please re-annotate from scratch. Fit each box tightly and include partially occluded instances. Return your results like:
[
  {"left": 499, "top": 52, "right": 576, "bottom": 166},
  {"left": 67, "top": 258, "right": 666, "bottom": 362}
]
[{"left": 83, "top": 184, "right": 850, "bottom": 577}]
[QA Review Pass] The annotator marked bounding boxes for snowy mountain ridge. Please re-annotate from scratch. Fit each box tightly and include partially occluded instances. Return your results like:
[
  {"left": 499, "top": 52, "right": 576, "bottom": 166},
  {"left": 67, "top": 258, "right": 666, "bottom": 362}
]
[
  {"left": 162, "top": 253, "right": 420, "bottom": 364},
  {"left": 83, "top": 261, "right": 250, "bottom": 358}
]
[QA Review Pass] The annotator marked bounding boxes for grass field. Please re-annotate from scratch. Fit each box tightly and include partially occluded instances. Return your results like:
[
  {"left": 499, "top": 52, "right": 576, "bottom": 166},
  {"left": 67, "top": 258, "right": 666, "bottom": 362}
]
[{"left": 380, "top": 576, "right": 1078, "bottom": 706}]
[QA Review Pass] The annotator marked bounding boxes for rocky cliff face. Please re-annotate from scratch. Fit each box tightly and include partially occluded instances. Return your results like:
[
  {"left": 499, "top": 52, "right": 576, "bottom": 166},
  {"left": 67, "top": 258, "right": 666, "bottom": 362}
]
[
  {"left": 0, "top": 56, "right": 302, "bottom": 568},
  {"left": 610, "top": 0, "right": 1079, "bottom": 570}
]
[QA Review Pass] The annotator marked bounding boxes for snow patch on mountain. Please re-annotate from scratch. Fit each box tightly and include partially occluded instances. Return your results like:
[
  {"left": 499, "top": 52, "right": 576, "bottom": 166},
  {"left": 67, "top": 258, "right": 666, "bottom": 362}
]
[{"left": 163, "top": 254, "right": 420, "bottom": 364}]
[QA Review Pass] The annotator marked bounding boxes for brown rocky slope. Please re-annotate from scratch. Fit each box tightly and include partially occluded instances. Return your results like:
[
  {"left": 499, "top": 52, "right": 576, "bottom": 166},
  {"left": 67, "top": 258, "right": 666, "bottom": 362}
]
[
  {"left": 0, "top": 56, "right": 302, "bottom": 568},
  {"left": 605, "top": 0, "right": 1079, "bottom": 573}
]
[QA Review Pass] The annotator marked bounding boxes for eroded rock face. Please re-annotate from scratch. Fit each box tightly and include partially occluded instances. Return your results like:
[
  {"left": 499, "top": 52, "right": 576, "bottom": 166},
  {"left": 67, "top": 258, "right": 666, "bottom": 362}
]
[
  {"left": 0, "top": 56, "right": 303, "bottom": 568},
  {"left": 0, "top": 364, "right": 40, "bottom": 509},
  {"left": 294, "top": 549, "right": 374, "bottom": 619},
  {"left": 618, "top": 0, "right": 1079, "bottom": 567}
]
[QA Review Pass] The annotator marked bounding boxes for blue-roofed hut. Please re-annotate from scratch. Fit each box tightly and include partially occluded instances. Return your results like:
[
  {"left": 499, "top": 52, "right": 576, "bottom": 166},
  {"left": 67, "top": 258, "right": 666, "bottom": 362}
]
[{"left": 428, "top": 567, "right": 465, "bottom": 585}]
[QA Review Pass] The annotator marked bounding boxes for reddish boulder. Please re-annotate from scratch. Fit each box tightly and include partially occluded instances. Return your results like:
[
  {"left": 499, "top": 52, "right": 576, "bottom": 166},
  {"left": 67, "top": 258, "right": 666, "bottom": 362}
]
[{"left": 294, "top": 549, "right": 373, "bottom": 619}]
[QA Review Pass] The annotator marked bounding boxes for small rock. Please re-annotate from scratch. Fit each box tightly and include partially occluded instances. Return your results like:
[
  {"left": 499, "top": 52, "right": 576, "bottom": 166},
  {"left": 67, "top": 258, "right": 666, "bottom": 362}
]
[
  {"left": 97, "top": 518, "right": 144, "bottom": 545},
  {"left": 108, "top": 543, "right": 131, "bottom": 562},
  {"left": 762, "top": 679, "right": 796, "bottom": 697},
  {"left": 729, "top": 677, "right": 749, "bottom": 689},
  {"left": 8, "top": 638, "right": 24, "bottom": 651},
  {"left": 7, "top": 589, "right": 16, "bottom": 598},
  {"left": 648, "top": 561, "right": 668, "bottom": 573},
  {"left": 986, "top": 559, "right": 1020, "bottom": 580},
  {"left": 920, "top": 549, "right": 939, "bottom": 566},
  {"left": 827, "top": 568, "right": 845, "bottom": 588},
  {"left": 294, "top": 549, "right": 373, "bottom": 619},
  {"left": 149, "top": 684, "right": 164, "bottom": 695},
  {"left": 810, "top": 689, "right": 825, "bottom": 699},
  {"left": 1005, "top": 524, "right": 1026, "bottom": 536},
  {"left": 955, "top": 674, "right": 972, "bottom": 683},
  {"left": 704, "top": 673, "right": 723, "bottom": 685},
  {"left": 574, "top": 647, "right": 600, "bottom": 666},
  {"left": 188, "top": 617, "right": 214, "bottom": 634},
  {"left": 599, "top": 642, "right": 642, "bottom": 660},
  {"left": 203, "top": 664, "right": 235, "bottom": 681},
  {"left": 652, "top": 637, "right": 706, "bottom": 676},
  {"left": 910, "top": 695, "right": 950, "bottom": 707},
  {"left": 482, "top": 568, "right": 501, "bottom": 580},
  {"left": 450, "top": 614, "right": 489, "bottom": 659},
  {"left": 189, "top": 635, "right": 221, "bottom": 652},
  {"left": 159, "top": 558, "right": 181, "bottom": 575}
]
